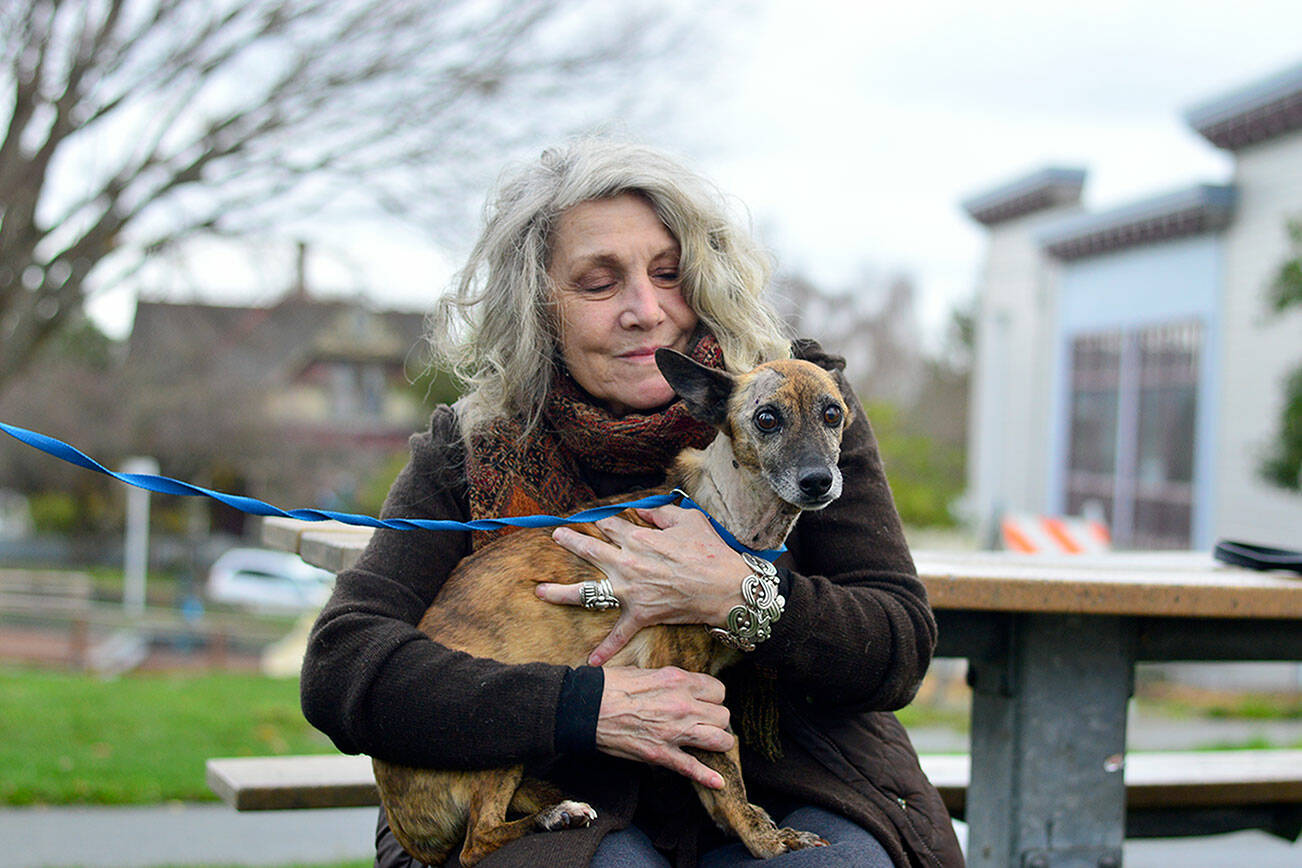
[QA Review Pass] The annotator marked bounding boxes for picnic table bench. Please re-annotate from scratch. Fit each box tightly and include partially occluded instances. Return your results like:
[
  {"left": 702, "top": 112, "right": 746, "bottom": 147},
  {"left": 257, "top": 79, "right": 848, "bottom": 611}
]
[
  {"left": 220, "top": 519, "right": 1302, "bottom": 866},
  {"left": 206, "top": 749, "right": 1302, "bottom": 842}
]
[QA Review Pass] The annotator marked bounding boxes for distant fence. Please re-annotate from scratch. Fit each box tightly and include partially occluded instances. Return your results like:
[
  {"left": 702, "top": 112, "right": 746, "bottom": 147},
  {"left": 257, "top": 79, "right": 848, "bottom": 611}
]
[
  {"left": 0, "top": 531, "right": 245, "bottom": 570},
  {"left": 0, "top": 567, "right": 289, "bottom": 673}
]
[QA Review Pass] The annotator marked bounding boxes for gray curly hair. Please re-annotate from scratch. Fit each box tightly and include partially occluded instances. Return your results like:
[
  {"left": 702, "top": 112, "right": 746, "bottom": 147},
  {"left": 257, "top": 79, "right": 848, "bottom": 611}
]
[{"left": 426, "top": 138, "right": 791, "bottom": 436}]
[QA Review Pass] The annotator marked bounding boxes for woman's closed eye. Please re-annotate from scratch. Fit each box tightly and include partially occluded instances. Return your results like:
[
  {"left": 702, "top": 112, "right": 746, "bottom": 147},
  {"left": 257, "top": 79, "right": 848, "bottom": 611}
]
[
  {"left": 652, "top": 268, "right": 680, "bottom": 286},
  {"left": 572, "top": 270, "right": 620, "bottom": 297}
]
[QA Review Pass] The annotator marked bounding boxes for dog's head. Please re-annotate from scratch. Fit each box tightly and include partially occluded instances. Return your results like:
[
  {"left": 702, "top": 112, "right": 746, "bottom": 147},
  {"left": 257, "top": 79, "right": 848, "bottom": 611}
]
[{"left": 656, "top": 348, "right": 852, "bottom": 510}]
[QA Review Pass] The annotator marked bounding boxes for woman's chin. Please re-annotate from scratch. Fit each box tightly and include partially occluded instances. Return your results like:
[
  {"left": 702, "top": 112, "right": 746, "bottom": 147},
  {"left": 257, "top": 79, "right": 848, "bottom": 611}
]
[{"left": 609, "top": 384, "right": 678, "bottom": 417}]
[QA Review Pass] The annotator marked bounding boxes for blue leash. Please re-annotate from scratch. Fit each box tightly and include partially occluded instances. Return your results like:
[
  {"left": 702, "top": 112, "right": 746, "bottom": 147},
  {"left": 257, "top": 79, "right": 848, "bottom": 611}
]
[{"left": 0, "top": 421, "right": 784, "bottom": 562}]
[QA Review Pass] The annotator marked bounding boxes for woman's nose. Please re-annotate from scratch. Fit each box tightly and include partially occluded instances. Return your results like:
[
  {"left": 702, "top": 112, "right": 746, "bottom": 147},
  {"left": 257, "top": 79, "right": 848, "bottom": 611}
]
[{"left": 619, "top": 274, "right": 664, "bottom": 329}]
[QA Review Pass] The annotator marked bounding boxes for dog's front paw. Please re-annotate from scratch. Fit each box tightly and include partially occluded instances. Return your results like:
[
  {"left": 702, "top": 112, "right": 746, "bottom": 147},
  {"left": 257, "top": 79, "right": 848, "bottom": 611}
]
[
  {"left": 536, "top": 800, "right": 598, "bottom": 831},
  {"left": 777, "top": 827, "right": 829, "bottom": 852}
]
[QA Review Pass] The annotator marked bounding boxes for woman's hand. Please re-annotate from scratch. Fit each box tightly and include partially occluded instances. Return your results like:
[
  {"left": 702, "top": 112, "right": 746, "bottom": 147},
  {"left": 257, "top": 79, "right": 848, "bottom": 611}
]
[
  {"left": 596, "top": 665, "right": 733, "bottom": 789},
  {"left": 535, "top": 504, "right": 751, "bottom": 665}
]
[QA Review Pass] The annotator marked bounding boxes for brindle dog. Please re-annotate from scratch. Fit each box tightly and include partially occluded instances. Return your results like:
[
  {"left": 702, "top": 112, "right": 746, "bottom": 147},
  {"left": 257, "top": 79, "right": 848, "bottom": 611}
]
[{"left": 373, "top": 348, "right": 853, "bottom": 865}]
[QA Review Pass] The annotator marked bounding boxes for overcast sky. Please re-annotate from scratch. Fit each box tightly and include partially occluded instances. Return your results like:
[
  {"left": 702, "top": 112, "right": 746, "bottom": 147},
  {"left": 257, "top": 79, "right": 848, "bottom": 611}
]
[{"left": 88, "top": 0, "right": 1302, "bottom": 345}]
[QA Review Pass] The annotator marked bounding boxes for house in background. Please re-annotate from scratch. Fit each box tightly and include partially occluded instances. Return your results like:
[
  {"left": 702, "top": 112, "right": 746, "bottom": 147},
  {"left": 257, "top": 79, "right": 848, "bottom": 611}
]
[
  {"left": 961, "top": 168, "right": 1088, "bottom": 545},
  {"left": 963, "top": 60, "right": 1302, "bottom": 550},
  {"left": 124, "top": 274, "right": 435, "bottom": 533}
]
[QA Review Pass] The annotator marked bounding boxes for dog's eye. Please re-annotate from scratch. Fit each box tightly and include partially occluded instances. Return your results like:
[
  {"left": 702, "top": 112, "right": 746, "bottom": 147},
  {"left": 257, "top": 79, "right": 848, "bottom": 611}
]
[
  {"left": 754, "top": 407, "right": 781, "bottom": 432},
  {"left": 823, "top": 405, "right": 844, "bottom": 427}
]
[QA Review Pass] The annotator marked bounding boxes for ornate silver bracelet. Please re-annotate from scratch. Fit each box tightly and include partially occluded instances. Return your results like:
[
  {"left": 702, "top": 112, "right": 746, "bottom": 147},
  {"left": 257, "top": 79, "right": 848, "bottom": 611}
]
[{"left": 707, "top": 553, "right": 785, "bottom": 652}]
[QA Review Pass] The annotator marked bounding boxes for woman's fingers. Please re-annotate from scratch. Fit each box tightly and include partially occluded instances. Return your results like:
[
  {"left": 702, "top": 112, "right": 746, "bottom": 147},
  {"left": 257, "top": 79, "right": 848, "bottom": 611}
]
[
  {"left": 657, "top": 745, "right": 726, "bottom": 790},
  {"left": 534, "top": 581, "right": 583, "bottom": 606},
  {"left": 687, "top": 720, "right": 736, "bottom": 753},
  {"left": 633, "top": 504, "right": 684, "bottom": 529},
  {"left": 551, "top": 525, "right": 621, "bottom": 562},
  {"left": 592, "top": 513, "right": 637, "bottom": 540},
  {"left": 543, "top": 509, "right": 749, "bottom": 628},
  {"left": 586, "top": 611, "right": 640, "bottom": 666},
  {"left": 596, "top": 666, "right": 734, "bottom": 790}
]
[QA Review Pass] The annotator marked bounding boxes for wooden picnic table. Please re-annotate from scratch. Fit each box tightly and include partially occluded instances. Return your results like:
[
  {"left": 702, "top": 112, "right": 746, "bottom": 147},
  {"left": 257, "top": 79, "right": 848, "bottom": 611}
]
[{"left": 261, "top": 517, "right": 1302, "bottom": 867}]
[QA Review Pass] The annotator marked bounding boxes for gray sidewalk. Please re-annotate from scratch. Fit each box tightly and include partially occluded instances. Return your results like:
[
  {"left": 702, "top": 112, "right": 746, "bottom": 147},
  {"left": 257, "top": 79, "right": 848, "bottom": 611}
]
[
  {"left": 2, "top": 803, "right": 1299, "bottom": 868},
  {"left": 0, "top": 803, "right": 375, "bottom": 868}
]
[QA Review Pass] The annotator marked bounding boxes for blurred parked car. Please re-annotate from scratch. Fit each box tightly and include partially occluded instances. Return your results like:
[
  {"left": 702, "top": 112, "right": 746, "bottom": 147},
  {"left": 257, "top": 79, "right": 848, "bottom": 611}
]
[{"left": 206, "top": 547, "right": 335, "bottom": 613}]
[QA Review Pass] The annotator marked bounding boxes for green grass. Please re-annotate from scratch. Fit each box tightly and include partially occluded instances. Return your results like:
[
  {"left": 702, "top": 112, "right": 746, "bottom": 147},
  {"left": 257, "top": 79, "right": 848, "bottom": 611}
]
[
  {"left": 57, "top": 863, "right": 369, "bottom": 868},
  {"left": 1134, "top": 688, "right": 1302, "bottom": 723},
  {"left": 145, "top": 863, "right": 368, "bottom": 868},
  {"left": 895, "top": 702, "right": 970, "bottom": 731},
  {"left": 1195, "top": 735, "right": 1302, "bottom": 751},
  {"left": 0, "top": 667, "right": 338, "bottom": 806},
  {"left": 1203, "top": 694, "right": 1302, "bottom": 721}
]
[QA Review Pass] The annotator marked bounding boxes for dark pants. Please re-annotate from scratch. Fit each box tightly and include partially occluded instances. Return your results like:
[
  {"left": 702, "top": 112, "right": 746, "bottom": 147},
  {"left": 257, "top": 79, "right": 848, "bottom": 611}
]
[{"left": 592, "top": 805, "right": 894, "bottom": 868}]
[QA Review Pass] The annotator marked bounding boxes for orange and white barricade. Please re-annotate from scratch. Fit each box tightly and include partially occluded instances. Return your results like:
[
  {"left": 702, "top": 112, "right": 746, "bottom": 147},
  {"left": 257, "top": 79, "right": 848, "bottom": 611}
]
[{"left": 1000, "top": 512, "right": 1111, "bottom": 554}]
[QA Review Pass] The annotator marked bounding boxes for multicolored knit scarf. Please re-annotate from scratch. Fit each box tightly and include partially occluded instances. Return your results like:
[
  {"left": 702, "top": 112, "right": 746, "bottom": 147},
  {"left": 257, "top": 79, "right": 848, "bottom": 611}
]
[{"left": 464, "top": 332, "right": 724, "bottom": 549}]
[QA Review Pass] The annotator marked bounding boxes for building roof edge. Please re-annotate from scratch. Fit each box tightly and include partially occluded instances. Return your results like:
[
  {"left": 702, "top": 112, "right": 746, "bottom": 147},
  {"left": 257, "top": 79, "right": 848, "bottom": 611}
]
[
  {"left": 962, "top": 166, "right": 1088, "bottom": 226},
  {"left": 1185, "top": 60, "right": 1302, "bottom": 150},
  {"left": 1040, "top": 184, "right": 1236, "bottom": 261}
]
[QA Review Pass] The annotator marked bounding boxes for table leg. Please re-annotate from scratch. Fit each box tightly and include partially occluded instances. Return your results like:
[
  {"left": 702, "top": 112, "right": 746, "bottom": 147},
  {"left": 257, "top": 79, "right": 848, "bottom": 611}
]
[{"left": 965, "top": 614, "right": 1134, "bottom": 868}]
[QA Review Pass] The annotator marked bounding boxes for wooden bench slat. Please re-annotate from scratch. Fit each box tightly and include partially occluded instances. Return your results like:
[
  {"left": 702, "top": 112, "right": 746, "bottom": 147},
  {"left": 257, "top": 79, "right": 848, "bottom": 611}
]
[
  {"left": 208, "top": 750, "right": 1302, "bottom": 814},
  {"left": 919, "top": 751, "right": 1302, "bottom": 814},
  {"left": 206, "top": 755, "right": 377, "bottom": 811}
]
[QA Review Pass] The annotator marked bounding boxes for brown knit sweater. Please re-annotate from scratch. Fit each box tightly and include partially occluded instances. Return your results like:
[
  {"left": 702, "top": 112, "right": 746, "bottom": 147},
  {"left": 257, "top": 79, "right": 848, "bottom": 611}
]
[{"left": 299, "top": 342, "right": 964, "bottom": 867}]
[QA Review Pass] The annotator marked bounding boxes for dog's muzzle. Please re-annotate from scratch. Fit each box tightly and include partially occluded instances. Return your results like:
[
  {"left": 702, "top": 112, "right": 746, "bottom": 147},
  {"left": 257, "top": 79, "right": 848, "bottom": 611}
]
[{"left": 579, "top": 578, "right": 620, "bottom": 611}]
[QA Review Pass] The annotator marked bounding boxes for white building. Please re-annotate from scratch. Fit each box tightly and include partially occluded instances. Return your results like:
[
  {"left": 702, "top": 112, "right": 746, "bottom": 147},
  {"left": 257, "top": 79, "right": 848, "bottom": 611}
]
[{"left": 964, "top": 61, "right": 1302, "bottom": 550}]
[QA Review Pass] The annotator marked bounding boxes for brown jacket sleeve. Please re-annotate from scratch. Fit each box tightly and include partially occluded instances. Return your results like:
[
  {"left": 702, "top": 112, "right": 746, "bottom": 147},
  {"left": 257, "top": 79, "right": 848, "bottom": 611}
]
[
  {"left": 299, "top": 406, "right": 572, "bottom": 768},
  {"left": 749, "top": 341, "right": 936, "bottom": 712}
]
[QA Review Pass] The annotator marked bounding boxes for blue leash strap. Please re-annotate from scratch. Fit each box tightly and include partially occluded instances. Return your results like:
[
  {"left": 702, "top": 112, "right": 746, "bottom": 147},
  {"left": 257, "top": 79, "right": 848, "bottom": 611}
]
[
  {"left": 669, "top": 489, "right": 785, "bottom": 562},
  {"left": 0, "top": 421, "right": 784, "bottom": 562}
]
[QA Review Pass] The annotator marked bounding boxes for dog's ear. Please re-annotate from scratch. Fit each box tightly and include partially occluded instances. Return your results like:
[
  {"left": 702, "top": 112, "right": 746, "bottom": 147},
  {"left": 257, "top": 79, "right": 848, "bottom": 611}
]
[{"left": 656, "top": 348, "right": 734, "bottom": 427}]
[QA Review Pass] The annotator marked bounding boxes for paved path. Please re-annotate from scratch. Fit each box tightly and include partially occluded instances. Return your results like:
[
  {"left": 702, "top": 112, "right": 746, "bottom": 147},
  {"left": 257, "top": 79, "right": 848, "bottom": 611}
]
[
  {"left": 0, "top": 803, "right": 375, "bottom": 868},
  {"left": 2, "top": 803, "right": 1299, "bottom": 867}
]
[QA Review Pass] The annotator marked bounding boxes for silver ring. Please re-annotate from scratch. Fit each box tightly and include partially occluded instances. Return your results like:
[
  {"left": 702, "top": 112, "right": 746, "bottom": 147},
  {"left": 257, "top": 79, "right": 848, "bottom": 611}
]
[{"left": 579, "top": 578, "right": 620, "bottom": 611}]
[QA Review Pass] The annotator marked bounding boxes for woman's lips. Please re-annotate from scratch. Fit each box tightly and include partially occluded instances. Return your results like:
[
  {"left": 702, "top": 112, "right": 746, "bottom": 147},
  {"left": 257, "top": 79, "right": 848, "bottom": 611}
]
[{"left": 618, "top": 346, "right": 662, "bottom": 362}]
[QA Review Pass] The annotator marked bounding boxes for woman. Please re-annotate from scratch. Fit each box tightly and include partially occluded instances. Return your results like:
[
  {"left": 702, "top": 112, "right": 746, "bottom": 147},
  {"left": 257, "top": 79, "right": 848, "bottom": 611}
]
[{"left": 300, "top": 139, "right": 963, "bottom": 867}]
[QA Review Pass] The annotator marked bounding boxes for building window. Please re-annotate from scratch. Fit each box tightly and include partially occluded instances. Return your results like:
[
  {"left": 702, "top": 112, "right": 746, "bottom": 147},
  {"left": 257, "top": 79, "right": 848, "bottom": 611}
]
[
  {"left": 328, "top": 362, "right": 387, "bottom": 420},
  {"left": 1132, "top": 322, "right": 1199, "bottom": 548},
  {"left": 1065, "top": 332, "right": 1121, "bottom": 526},
  {"left": 1065, "top": 322, "right": 1201, "bottom": 549}
]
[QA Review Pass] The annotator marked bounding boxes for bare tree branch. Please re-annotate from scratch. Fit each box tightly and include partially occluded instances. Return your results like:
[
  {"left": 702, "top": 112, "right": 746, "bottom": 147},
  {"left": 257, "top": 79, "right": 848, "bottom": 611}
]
[{"left": 0, "top": 0, "right": 706, "bottom": 387}]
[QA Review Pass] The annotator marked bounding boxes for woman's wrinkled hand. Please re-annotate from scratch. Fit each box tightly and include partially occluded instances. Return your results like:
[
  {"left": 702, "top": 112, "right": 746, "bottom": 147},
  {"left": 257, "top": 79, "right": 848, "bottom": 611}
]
[
  {"left": 535, "top": 504, "right": 751, "bottom": 665},
  {"left": 596, "top": 665, "right": 734, "bottom": 789}
]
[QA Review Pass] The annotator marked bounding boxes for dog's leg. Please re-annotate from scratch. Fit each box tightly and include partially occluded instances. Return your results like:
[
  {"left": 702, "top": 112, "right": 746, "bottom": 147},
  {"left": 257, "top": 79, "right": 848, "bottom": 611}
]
[
  {"left": 512, "top": 775, "right": 598, "bottom": 834},
  {"left": 635, "top": 631, "right": 826, "bottom": 858},
  {"left": 374, "top": 762, "right": 472, "bottom": 867},
  {"left": 507, "top": 775, "right": 563, "bottom": 814},
  {"left": 687, "top": 741, "right": 828, "bottom": 858},
  {"left": 459, "top": 766, "right": 597, "bottom": 866}
]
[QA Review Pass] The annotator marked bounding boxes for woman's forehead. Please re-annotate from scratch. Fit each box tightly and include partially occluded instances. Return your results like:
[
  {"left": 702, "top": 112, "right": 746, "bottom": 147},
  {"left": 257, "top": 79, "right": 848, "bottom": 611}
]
[{"left": 549, "top": 194, "right": 679, "bottom": 265}]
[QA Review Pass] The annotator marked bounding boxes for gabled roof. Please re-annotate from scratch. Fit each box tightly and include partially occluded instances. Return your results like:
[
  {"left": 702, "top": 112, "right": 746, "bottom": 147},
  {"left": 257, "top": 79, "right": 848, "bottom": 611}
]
[
  {"left": 126, "top": 295, "right": 428, "bottom": 383},
  {"left": 1186, "top": 60, "right": 1302, "bottom": 150},
  {"left": 1040, "top": 184, "right": 1236, "bottom": 261},
  {"left": 961, "top": 167, "right": 1088, "bottom": 226}
]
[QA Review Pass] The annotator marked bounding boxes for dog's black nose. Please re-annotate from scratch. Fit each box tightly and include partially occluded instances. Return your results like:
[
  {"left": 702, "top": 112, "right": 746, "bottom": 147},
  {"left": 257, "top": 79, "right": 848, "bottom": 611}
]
[{"left": 798, "top": 469, "right": 833, "bottom": 498}]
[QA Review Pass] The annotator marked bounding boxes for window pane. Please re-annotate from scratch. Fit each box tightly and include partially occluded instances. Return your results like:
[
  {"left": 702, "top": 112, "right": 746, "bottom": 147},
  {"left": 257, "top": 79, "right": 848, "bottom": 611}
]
[
  {"left": 1136, "top": 385, "right": 1197, "bottom": 484},
  {"left": 1069, "top": 390, "right": 1118, "bottom": 475},
  {"left": 1132, "top": 322, "right": 1201, "bottom": 548},
  {"left": 1066, "top": 332, "right": 1121, "bottom": 525}
]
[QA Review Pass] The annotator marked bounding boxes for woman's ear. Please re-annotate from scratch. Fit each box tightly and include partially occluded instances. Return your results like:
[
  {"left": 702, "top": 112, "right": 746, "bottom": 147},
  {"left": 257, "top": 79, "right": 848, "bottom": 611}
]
[{"left": 655, "top": 348, "right": 734, "bottom": 426}]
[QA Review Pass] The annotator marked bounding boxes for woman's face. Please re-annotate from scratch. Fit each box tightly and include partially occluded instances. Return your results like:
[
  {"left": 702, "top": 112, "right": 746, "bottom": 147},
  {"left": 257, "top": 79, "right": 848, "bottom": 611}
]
[{"left": 548, "top": 193, "right": 699, "bottom": 416}]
